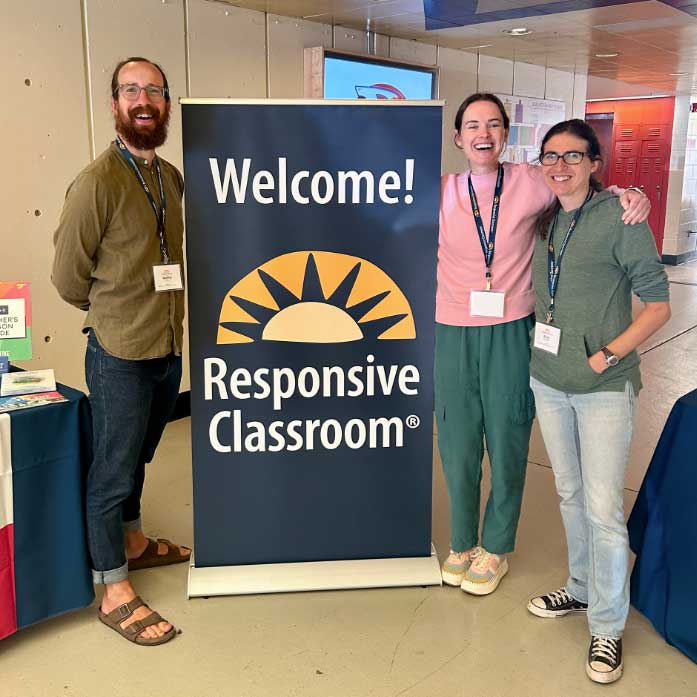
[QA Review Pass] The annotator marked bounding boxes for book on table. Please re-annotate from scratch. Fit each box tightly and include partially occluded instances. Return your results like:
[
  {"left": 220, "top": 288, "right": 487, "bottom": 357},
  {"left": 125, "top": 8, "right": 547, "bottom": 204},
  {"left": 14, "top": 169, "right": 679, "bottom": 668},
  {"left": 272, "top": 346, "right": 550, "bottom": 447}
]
[{"left": 0, "top": 369, "right": 57, "bottom": 397}]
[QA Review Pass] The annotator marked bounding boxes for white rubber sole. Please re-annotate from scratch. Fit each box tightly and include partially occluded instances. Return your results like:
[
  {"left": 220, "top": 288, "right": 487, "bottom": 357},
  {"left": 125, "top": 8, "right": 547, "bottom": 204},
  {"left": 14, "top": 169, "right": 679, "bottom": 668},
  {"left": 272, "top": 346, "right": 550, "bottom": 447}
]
[
  {"left": 460, "top": 557, "right": 508, "bottom": 596},
  {"left": 441, "top": 569, "right": 466, "bottom": 587},
  {"left": 586, "top": 661, "right": 623, "bottom": 684},
  {"left": 526, "top": 600, "right": 588, "bottom": 619}
]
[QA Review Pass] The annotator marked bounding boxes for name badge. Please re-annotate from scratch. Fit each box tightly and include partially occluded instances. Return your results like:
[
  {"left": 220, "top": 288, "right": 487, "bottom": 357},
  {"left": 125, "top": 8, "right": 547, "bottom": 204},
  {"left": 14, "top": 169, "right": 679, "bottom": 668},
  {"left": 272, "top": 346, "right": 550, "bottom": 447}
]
[
  {"left": 534, "top": 322, "right": 561, "bottom": 355},
  {"left": 470, "top": 290, "right": 505, "bottom": 318},
  {"left": 153, "top": 263, "right": 184, "bottom": 292}
]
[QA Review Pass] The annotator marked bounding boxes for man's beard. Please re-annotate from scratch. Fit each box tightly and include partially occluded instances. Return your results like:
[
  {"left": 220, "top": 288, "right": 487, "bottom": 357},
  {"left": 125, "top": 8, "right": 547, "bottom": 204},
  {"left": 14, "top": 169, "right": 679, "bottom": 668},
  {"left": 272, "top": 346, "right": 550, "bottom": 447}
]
[{"left": 115, "top": 103, "right": 170, "bottom": 151}]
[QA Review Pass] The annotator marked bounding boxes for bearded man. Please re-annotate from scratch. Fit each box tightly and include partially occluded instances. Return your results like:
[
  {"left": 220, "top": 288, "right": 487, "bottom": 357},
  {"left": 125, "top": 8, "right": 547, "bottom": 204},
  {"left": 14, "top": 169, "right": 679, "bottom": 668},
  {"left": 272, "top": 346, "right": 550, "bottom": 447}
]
[{"left": 52, "top": 57, "right": 189, "bottom": 646}]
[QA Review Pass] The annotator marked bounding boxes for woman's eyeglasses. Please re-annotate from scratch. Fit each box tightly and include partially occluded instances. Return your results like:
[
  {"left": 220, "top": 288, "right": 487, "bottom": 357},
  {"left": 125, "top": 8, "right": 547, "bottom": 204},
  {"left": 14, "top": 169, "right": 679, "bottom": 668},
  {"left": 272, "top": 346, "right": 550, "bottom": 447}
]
[{"left": 540, "top": 151, "right": 587, "bottom": 166}]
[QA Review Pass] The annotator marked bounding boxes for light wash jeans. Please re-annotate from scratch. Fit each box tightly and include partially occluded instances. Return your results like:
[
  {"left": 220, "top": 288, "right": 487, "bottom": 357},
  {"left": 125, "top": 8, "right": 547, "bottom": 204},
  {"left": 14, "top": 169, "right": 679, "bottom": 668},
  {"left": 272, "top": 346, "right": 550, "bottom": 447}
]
[{"left": 530, "top": 376, "right": 636, "bottom": 638}]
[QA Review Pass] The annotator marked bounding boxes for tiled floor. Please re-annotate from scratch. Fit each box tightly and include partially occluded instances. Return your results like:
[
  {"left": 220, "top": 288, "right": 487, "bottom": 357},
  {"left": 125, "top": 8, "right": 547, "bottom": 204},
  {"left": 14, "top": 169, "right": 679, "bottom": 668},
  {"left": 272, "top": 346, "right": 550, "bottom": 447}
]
[{"left": 3, "top": 263, "right": 697, "bottom": 696}]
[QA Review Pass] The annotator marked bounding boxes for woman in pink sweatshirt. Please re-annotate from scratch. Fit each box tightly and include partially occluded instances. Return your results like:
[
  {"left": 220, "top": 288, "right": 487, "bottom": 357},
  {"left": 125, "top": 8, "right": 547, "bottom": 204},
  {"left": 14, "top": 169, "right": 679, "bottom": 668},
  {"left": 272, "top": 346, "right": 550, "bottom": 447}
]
[{"left": 437, "top": 93, "right": 648, "bottom": 595}]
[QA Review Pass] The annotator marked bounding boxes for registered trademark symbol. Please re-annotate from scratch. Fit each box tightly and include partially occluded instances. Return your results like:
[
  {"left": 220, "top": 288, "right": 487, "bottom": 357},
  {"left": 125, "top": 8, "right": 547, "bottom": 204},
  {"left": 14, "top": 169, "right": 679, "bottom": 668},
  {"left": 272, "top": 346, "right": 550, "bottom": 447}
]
[{"left": 405, "top": 415, "right": 420, "bottom": 429}]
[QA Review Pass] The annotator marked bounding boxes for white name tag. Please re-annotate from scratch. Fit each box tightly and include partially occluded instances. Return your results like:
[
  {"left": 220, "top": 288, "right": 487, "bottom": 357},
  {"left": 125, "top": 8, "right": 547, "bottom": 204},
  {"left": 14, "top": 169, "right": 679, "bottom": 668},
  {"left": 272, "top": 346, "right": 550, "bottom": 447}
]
[
  {"left": 470, "top": 290, "right": 505, "bottom": 318},
  {"left": 153, "top": 263, "right": 184, "bottom": 292},
  {"left": 534, "top": 322, "right": 561, "bottom": 355}
]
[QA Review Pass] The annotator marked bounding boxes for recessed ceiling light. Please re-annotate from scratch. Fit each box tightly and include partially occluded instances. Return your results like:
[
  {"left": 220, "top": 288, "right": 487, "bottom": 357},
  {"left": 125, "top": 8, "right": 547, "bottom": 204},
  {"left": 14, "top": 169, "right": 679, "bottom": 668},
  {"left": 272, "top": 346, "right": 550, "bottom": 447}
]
[
  {"left": 463, "top": 44, "right": 494, "bottom": 50},
  {"left": 669, "top": 72, "right": 688, "bottom": 76},
  {"left": 503, "top": 27, "right": 532, "bottom": 36},
  {"left": 594, "top": 51, "right": 620, "bottom": 58}
]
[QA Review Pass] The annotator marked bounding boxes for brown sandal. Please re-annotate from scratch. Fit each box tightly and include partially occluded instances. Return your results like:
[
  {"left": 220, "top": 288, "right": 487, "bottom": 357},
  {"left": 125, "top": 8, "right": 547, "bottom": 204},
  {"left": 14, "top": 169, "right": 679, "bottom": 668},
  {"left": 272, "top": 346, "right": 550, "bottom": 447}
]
[
  {"left": 128, "top": 537, "right": 191, "bottom": 571},
  {"left": 98, "top": 596, "right": 177, "bottom": 646}
]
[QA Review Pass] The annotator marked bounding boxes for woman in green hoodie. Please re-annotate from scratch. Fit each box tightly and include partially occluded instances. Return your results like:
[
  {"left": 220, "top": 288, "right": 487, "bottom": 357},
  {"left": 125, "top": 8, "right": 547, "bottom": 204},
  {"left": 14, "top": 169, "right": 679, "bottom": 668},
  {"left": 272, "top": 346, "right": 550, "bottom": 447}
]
[{"left": 525, "top": 119, "right": 671, "bottom": 685}]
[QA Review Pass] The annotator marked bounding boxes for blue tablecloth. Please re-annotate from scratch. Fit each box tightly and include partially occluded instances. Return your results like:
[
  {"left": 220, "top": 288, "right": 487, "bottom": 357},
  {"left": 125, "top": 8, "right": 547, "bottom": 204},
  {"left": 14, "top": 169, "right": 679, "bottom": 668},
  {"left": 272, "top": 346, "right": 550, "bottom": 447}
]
[
  {"left": 628, "top": 388, "right": 697, "bottom": 663},
  {"left": 0, "top": 382, "right": 94, "bottom": 640}
]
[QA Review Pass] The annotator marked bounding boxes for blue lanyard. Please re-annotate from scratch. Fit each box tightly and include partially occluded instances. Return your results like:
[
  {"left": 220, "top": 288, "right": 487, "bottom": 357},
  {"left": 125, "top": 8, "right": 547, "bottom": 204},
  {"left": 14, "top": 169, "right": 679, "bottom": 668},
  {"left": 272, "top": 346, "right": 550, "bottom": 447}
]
[
  {"left": 115, "top": 136, "right": 169, "bottom": 263},
  {"left": 546, "top": 188, "right": 594, "bottom": 323},
  {"left": 468, "top": 164, "right": 504, "bottom": 290}
]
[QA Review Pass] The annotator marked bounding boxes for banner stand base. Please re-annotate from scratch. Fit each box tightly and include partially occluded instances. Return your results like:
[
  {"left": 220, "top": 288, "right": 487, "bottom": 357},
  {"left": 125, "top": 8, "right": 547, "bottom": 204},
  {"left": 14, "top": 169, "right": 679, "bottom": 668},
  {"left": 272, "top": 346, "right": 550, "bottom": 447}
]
[{"left": 187, "top": 544, "right": 442, "bottom": 598}]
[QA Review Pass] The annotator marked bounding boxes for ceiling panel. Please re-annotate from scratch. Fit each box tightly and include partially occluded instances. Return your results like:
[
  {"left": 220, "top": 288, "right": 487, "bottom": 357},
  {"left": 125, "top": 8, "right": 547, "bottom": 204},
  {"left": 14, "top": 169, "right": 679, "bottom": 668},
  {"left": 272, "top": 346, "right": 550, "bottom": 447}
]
[{"left": 222, "top": 0, "right": 697, "bottom": 95}]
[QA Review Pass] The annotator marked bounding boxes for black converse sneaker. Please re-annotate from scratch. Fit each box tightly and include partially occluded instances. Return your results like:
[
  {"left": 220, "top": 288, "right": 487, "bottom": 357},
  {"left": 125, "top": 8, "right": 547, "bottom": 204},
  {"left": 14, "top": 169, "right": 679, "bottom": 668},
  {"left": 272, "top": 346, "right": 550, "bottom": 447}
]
[
  {"left": 527, "top": 587, "right": 588, "bottom": 618},
  {"left": 586, "top": 635, "right": 623, "bottom": 683}
]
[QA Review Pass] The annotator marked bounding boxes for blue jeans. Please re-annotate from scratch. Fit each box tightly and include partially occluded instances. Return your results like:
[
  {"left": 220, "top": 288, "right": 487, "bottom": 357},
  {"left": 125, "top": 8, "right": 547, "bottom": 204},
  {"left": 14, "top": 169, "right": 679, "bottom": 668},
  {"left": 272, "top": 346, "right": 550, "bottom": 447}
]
[
  {"left": 530, "top": 377, "right": 636, "bottom": 638},
  {"left": 85, "top": 330, "right": 182, "bottom": 584}
]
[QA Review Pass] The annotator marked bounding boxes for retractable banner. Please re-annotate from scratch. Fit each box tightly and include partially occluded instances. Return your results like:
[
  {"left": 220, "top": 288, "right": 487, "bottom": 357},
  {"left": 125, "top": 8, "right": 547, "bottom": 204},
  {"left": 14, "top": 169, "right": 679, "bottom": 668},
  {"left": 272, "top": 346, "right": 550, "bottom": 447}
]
[{"left": 182, "top": 100, "right": 442, "bottom": 578}]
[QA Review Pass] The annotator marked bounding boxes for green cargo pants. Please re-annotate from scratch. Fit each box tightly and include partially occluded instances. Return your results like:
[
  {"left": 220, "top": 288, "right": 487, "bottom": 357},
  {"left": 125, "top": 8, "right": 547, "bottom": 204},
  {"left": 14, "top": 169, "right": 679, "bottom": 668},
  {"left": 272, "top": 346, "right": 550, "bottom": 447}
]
[{"left": 435, "top": 315, "right": 535, "bottom": 554}]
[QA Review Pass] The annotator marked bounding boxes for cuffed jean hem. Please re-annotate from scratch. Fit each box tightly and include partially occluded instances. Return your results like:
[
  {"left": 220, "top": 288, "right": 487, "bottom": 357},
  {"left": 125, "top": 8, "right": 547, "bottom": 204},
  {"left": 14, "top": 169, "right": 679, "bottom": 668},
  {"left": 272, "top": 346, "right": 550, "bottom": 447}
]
[
  {"left": 567, "top": 580, "right": 589, "bottom": 605},
  {"left": 92, "top": 560, "right": 129, "bottom": 585},
  {"left": 122, "top": 517, "right": 142, "bottom": 533},
  {"left": 589, "top": 631, "right": 623, "bottom": 640}
]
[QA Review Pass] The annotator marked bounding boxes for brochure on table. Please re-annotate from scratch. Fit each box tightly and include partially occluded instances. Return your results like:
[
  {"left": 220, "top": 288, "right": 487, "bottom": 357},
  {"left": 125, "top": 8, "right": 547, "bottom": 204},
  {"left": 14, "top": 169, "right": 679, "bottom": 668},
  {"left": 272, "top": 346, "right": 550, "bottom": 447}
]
[
  {"left": 0, "top": 369, "right": 57, "bottom": 397},
  {"left": 0, "top": 391, "right": 67, "bottom": 413}
]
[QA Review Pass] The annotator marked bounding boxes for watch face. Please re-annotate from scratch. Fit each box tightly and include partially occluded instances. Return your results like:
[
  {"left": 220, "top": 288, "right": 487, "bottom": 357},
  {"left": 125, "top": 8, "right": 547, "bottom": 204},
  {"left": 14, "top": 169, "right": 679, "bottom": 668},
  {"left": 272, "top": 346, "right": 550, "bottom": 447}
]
[{"left": 608, "top": 355, "right": 619, "bottom": 366}]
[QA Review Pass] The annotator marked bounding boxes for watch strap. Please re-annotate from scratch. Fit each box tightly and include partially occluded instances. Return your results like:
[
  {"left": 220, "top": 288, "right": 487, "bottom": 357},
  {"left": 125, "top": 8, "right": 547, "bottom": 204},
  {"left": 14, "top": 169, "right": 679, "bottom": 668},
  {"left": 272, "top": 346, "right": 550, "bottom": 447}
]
[{"left": 601, "top": 346, "right": 619, "bottom": 366}]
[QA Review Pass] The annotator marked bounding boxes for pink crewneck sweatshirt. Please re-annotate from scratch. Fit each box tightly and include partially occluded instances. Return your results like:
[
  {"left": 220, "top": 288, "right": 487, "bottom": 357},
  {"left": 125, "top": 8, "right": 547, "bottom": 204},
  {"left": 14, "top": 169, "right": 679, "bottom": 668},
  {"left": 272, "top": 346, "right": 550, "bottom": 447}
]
[{"left": 437, "top": 162, "right": 554, "bottom": 327}]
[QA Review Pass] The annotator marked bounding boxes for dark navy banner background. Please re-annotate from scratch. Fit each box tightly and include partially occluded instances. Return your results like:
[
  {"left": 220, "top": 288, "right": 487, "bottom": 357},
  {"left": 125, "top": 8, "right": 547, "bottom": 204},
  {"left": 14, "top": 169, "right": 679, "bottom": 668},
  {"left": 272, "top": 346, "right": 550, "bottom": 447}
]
[{"left": 183, "top": 103, "right": 441, "bottom": 567}]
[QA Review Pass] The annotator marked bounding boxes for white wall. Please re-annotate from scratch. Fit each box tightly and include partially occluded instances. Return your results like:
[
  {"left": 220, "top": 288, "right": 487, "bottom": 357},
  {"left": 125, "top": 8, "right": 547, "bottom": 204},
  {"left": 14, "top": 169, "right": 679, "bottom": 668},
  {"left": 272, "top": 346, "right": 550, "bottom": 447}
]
[
  {"left": 3, "top": 0, "right": 587, "bottom": 391},
  {"left": 664, "top": 96, "right": 697, "bottom": 259},
  {"left": 437, "top": 47, "right": 478, "bottom": 174},
  {"left": 2, "top": 1, "right": 90, "bottom": 388},
  {"left": 678, "top": 100, "right": 697, "bottom": 258}
]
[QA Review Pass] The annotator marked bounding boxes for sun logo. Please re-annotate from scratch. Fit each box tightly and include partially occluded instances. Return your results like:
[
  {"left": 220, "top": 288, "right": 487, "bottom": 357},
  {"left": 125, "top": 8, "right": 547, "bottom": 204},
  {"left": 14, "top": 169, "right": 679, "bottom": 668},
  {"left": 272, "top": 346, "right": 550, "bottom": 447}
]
[{"left": 217, "top": 251, "right": 416, "bottom": 344}]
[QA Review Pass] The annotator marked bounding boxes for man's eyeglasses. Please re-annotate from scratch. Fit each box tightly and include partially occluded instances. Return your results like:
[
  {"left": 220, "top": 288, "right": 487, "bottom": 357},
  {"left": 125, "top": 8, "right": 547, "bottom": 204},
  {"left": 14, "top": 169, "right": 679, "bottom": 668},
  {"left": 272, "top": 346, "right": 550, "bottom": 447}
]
[
  {"left": 116, "top": 84, "right": 168, "bottom": 101},
  {"left": 540, "top": 151, "right": 588, "bottom": 166}
]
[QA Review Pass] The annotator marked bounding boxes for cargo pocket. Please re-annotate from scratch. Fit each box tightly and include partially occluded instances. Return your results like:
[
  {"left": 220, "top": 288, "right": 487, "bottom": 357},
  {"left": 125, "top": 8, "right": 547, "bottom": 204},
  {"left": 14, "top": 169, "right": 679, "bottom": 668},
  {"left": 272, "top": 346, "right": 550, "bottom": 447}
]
[{"left": 509, "top": 387, "right": 535, "bottom": 425}]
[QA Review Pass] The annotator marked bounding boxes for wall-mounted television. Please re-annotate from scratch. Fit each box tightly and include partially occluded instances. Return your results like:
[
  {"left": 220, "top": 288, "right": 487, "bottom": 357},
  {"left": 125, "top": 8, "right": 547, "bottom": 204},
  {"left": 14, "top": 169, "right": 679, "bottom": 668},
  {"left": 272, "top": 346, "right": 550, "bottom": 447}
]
[{"left": 304, "top": 47, "right": 439, "bottom": 100}]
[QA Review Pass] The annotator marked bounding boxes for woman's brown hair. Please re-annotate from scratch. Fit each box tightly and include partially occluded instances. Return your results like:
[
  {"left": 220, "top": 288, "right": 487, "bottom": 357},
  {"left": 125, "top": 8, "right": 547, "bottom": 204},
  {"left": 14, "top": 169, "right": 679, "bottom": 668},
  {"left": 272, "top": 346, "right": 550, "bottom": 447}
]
[
  {"left": 535, "top": 119, "right": 604, "bottom": 240},
  {"left": 454, "top": 93, "right": 510, "bottom": 132}
]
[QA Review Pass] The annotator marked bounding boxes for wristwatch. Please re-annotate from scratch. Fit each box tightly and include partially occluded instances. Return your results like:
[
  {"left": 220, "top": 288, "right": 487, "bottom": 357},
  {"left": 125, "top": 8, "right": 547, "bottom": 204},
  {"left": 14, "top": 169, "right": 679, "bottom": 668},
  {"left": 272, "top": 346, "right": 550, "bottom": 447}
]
[
  {"left": 626, "top": 186, "right": 645, "bottom": 196},
  {"left": 601, "top": 346, "right": 620, "bottom": 367}
]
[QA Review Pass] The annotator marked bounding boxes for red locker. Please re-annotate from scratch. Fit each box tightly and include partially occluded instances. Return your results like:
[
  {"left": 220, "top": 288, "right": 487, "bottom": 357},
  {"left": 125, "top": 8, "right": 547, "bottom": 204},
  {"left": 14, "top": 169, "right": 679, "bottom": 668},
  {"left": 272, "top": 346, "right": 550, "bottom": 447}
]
[
  {"left": 614, "top": 124, "right": 641, "bottom": 140},
  {"left": 613, "top": 157, "right": 638, "bottom": 189},
  {"left": 615, "top": 140, "right": 640, "bottom": 158},
  {"left": 637, "top": 153, "right": 668, "bottom": 251},
  {"left": 587, "top": 97, "right": 675, "bottom": 254}
]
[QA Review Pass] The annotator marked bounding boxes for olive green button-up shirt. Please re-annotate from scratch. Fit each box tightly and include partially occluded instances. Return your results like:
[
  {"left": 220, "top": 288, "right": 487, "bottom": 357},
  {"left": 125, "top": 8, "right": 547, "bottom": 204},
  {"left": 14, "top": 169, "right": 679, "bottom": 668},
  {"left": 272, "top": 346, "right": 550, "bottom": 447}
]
[{"left": 52, "top": 142, "right": 185, "bottom": 360}]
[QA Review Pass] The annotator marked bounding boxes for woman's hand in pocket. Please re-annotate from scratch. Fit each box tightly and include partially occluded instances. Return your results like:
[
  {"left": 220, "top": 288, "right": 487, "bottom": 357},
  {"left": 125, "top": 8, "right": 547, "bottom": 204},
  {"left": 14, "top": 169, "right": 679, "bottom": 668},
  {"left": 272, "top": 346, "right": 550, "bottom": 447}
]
[{"left": 588, "top": 352, "right": 608, "bottom": 374}]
